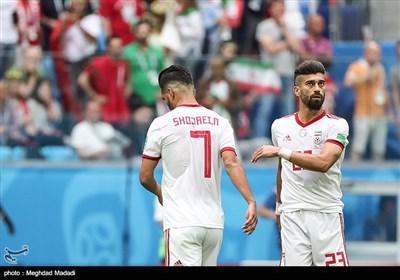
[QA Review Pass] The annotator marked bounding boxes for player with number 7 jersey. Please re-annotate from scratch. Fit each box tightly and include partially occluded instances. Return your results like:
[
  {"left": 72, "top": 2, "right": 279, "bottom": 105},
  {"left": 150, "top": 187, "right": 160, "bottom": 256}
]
[
  {"left": 143, "top": 104, "right": 234, "bottom": 230},
  {"left": 140, "top": 65, "right": 258, "bottom": 266}
]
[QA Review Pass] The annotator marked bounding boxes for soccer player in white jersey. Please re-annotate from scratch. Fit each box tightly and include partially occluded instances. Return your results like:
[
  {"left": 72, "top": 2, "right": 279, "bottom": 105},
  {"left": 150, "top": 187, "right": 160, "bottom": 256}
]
[
  {"left": 251, "top": 60, "right": 350, "bottom": 266},
  {"left": 139, "top": 64, "right": 258, "bottom": 266}
]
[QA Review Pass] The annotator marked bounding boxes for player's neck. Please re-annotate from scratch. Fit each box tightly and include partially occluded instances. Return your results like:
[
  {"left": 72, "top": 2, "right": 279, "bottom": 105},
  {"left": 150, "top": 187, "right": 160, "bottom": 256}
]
[
  {"left": 297, "top": 109, "right": 323, "bottom": 123},
  {"left": 177, "top": 97, "right": 198, "bottom": 106}
]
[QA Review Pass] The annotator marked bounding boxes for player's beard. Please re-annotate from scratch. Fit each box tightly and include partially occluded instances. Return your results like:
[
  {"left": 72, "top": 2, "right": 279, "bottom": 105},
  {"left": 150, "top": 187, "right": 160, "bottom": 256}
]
[{"left": 302, "top": 93, "right": 325, "bottom": 111}]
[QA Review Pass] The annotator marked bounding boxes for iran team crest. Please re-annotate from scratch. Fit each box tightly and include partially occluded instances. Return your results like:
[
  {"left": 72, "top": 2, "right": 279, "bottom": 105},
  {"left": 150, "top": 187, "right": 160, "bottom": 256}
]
[{"left": 313, "top": 131, "right": 323, "bottom": 145}]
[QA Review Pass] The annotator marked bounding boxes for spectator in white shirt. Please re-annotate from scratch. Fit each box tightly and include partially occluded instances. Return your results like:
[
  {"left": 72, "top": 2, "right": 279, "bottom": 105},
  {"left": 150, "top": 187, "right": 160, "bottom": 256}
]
[{"left": 70, "top": 99, "right": 130, "bottom": 160}]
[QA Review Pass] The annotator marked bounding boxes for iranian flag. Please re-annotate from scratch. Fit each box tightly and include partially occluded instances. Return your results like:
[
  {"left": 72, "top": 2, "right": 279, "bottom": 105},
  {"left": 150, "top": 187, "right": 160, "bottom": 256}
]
[{"left": 229, "top": 57, "right": 282, "bottom": 94}]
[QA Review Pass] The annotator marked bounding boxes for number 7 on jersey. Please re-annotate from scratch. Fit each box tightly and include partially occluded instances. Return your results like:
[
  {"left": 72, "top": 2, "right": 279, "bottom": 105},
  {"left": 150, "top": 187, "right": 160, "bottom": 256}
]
[{"left": 190, "top": 130, "right": 211, "bottom": 178}]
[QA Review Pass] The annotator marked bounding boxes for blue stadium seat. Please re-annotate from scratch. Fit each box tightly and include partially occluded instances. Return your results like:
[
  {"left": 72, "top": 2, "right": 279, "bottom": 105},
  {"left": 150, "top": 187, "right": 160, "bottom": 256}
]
[
  {"left": 0, "top": 146, "right": 13, "bottom": 160},
  {"left": 41, "top": 146, "right": 78, "bottom": 161},
  {"left": 12, "top": 146, "right": 26, "bottom": 160},
  {"left": 0, "top": 146, "right": 26, "bottom": 160},
  {"left": 340, "top": 5, "right": 365, "bottom": 41}
]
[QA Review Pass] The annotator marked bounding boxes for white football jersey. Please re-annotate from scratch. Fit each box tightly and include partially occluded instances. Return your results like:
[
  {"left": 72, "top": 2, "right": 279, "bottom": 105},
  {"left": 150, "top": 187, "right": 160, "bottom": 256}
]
[
  {"left": 142, "top": 104, "right": 236, "bottom": 230},
  {"left": 272, "top": 111, "right": 349, "bottom": 213}
]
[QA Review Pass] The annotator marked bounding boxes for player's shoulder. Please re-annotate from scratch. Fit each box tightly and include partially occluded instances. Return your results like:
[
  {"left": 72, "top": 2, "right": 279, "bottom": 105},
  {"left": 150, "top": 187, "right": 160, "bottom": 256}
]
[
  {"left": 271, "top": 113, "right": 295, "bottom": 133},
  {"left": 149, "top": 113, "right": 170, "bottom": 128},
  {"left": 323, "top": 112, "right": 348, "bottom": 123},
  {"left": 272, "top": 113, "right": 296, "bottom": 125},
  {"left": 323, "top": 112, "right": 349, "bottom": 129}
]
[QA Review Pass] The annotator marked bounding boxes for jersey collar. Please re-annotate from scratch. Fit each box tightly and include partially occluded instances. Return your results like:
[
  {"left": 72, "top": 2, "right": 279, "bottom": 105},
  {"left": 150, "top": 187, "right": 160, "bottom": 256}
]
[
  {"left": 295, "top": 110, "right": 326, "bottom": 127},
  {"left": 177, "top": 104, "right": 202, "bottom": 108}
]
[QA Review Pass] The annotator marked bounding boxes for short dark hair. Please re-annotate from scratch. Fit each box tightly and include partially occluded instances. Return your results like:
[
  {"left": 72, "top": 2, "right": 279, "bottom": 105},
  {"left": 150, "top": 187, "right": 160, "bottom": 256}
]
[
  {"left": 158, "top": 64, "right": 193, "bottom": 92},
  {"left": 294, "top": 60, "right": 325, "bottom": 85},
  {"left": 106, "top": 35, "right": 121, "bottom": 46},
  {"left": 133, "top": 18, "right": 153, "bottom": 31}
]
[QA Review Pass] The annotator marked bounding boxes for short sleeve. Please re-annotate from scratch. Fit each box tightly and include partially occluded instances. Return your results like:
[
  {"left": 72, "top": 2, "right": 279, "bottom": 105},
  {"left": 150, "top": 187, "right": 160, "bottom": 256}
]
[
  {"left": 327, "top": 118, "right": 349, "bottom": 149},
  {"left": 271, "top": 119, "right": 278, "bottom": 146},
  {"left": 219, "top": 120, "right": 236, "bottom": 154},
  {"left": 142, "top": 119, "right": 162, "bottom": 160}
]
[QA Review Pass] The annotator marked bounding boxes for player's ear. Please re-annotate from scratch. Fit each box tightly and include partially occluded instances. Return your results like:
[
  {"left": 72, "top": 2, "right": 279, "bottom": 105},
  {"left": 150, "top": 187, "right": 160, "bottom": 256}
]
[
  {"left": 168, "top": 87, "right": 175, "bottom": 100},
  {"left": 293, "top": 85, "right": 300, "bottom": 97}
]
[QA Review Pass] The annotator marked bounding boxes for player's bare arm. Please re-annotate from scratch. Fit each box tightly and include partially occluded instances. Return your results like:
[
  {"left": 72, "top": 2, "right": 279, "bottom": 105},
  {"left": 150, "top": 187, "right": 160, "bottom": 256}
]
[
  {"left": 222, "top": 150, "right": 258, "bottom": 235},
  {"left": 139, "top": 158, "right": 163, "bottom": 205},
  {"left": 252, "top": 142, "right": 343, "bottom": 173}
]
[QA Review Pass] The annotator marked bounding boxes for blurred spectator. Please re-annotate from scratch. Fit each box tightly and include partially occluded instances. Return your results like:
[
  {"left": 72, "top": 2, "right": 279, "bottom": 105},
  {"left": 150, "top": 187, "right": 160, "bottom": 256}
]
[
  {"left": 5, "top": 46, "right": 46, "bottom": 101},
  {"left": 70, "top": 100, "right": 131, "bottom": 160},
  {"left": 299, "top": 13, "right": 336, "bottom": 113},
  {"left": 26, "top": 79, "right": 65, "bottom": 147},
  {"left": 0, "top": 0, "right": 18, "bottom": 79},
  {"left": 363, "top": 196, "right": 397, "bottom": 242},
  {"left": 173, "top": 0, "right": 205, "bottom": 81},
  {"left": 50, "top": 0, "right": 99, "bottom": 122},
  {"left": 283, "top": 0, "right": 305, "bottom": 38},
  {"left": 39, "top": 0, "right": 67, "bottom": 50},
  {"left": 198, "top": 0, "right": 242, "bottom": 57},
  {"left": 390, "top": 40, "right": 400, "bottom": 132},
  {"left": 220, "top": 40, "right": 252, "bottom": 141},
  {"left": 122, "top": 18, "right": 165, "bottom": 156},
  {"left": 258, "top": 186, "right": 281, "bottom": 251},
  {"left": 220, "top": 0, "right": 244, "bottom": 44},
  {"left": 123, "top": 19, "right": 164, "bottom": 109},
  {"left": 254, "top": 0, "right": 302, "bottom": 139},
  {"left": 234, "top": 0, "right": 267, "bottom": 56},
  {"left": 200, "top": 40, "right": 240, "bottom": 86},
  {"left": 218, "top": 40, "right": 241, "bottom": 82},
  {"left": 144, "top": 0, "right": 166, "bottom": 47},
  {"left": 2, "top": 76, "right": 43, "bottom": 159},
  {"left": 157, "top": 0, "right": 181, "bottom": 66},
  {"left": 0, "top": 80, "right": 25, "bottom": 146},
  {"left": 196, "top": 0, "right": 224, "bottom": 79},
  {"left": 16, "top": 0, "right": 41, "bottom": 49},
  {"left": 98, "top": 0, "right": 146, "bottom": 46},
  {"left": 198, "top": 0, "right": 223, "bottom": 57},
  {"left": 344, "top": 41, "right": 391, "bottom": 162},
  {"left": 299, "top": 13, "right": 332, "bottom": 70},
  {"left": 128, "top": 94, "right": 155, "bottom": 156},
  {"left": 87, "top": 0, "right": 99, "bottom": 12},
  {"left": 196, "top": 52, "right": 245, "bottom": 158},
  {"left": 39, "top": 0, "right": 68, "bottom": 101},
  {"left": 5, "top": 47, "right": 66, "bottom": 157},
  {"left": 78, "top": 36, "right": 131, "bottom": 130},
  {"left": 221, "top": 40, "right": 240, "bottom": 67},
  {"left": 197, "top": 56, "right": 242, "bottom": 138}
]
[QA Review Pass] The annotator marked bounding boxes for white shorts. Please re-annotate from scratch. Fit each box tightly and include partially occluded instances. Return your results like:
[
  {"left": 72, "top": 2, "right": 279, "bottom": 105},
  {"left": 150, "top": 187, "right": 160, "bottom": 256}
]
[
  {"left": 164, "top": 227, "right": 223, "bottom": 266},
  {"left": 280, "top": 210, "right": 349, "bottom": 266}
]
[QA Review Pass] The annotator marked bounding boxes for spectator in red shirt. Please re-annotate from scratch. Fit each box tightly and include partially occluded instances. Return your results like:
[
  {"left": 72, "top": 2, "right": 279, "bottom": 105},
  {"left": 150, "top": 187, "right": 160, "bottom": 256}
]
[
  {"left": 98, "top": 0, "right": 146, "bottom": 46},
  {"left": 78, "top": 36, "right": 131, "bottom": 130},
  {"left": 16, "top": 0, "right": 42, "bottom": 49}
]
